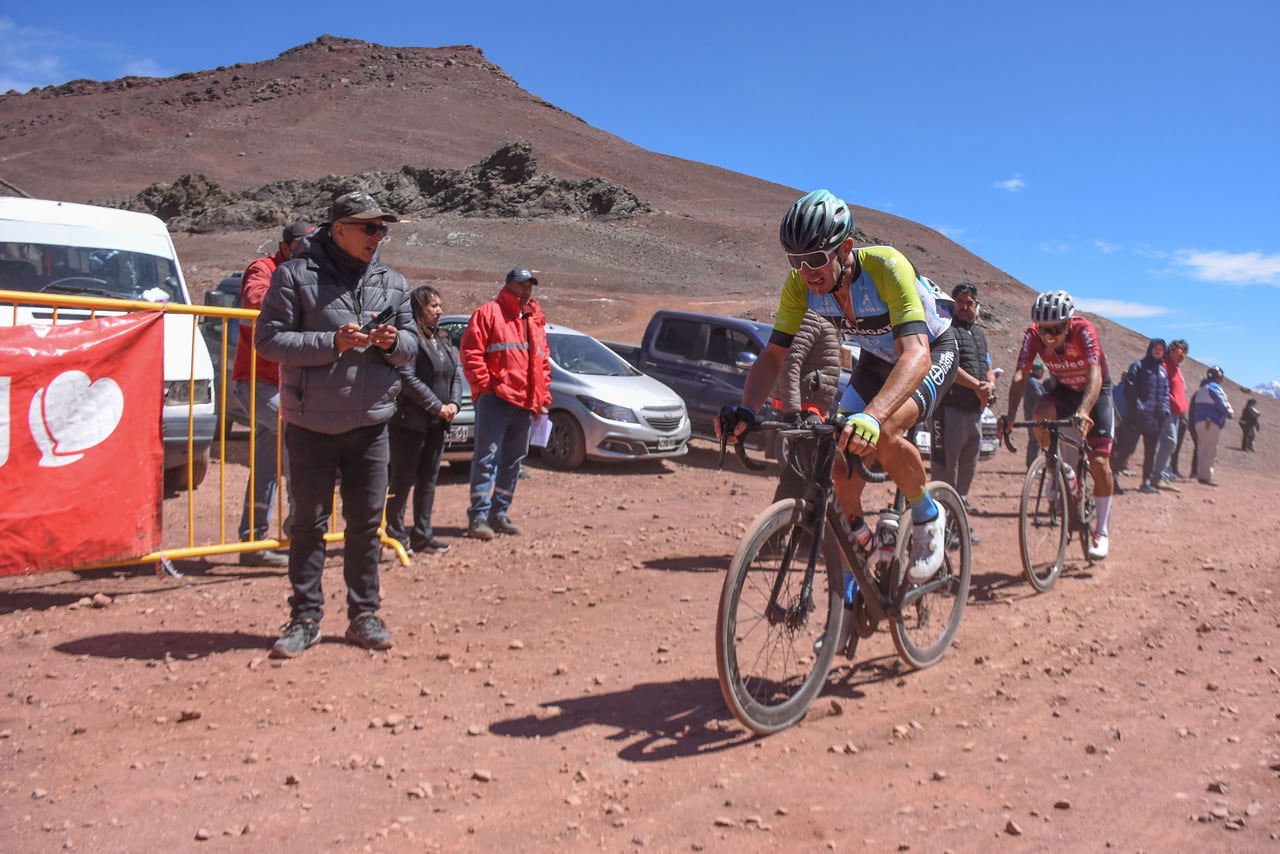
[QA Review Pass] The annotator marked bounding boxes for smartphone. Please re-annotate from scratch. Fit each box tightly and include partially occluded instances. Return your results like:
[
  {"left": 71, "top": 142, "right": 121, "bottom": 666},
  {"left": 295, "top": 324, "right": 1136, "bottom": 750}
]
[{"left": 359, "top": 305, "right": 396, "bottom": 334}]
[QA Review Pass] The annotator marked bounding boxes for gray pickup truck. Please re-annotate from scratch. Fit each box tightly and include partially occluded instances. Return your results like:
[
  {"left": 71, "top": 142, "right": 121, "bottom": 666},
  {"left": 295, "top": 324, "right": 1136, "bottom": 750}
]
[
  {"left": 604, "top": 310, "right": 773, "bottom": 442},
  {"left": 606, "top": 308, "right": 997, "bottom": 460}
]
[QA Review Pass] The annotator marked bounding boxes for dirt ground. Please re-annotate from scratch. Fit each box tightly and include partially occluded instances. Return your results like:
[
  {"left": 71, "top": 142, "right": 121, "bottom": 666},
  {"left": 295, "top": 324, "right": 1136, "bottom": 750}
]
[{"left": 3, "top": 406, "right": 1278, "bottom": 852}]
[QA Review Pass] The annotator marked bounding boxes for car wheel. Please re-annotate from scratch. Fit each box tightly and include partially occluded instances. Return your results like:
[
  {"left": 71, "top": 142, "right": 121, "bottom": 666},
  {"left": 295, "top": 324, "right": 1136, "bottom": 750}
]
[
  {"left": 541, "top": 412, "right": 586, "bottom": 470},
  {"left": 164, "top": 447, "right": 210, "bottom": 492}
]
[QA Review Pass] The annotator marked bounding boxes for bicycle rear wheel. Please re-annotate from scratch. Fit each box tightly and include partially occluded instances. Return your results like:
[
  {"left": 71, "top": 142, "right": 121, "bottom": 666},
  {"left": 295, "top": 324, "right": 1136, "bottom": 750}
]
[
  {"left": 1074, "top": 461, "right": 1097, "bottom": 561},
  {"left": 1019, "top": 455, "right": 1068, "bottom": 592},
  {"left": 890, "top": 482, "right": 972, "bottom": 669},
  {"left": 716, "top": 499, "right": 842, "bottom": 734}
]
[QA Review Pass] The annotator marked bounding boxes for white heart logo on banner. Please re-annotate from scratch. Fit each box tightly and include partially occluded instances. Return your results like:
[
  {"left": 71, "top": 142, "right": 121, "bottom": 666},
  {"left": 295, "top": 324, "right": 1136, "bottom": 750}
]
[{"left": 28, "top": 370, "right": 125, "bottom": 467}]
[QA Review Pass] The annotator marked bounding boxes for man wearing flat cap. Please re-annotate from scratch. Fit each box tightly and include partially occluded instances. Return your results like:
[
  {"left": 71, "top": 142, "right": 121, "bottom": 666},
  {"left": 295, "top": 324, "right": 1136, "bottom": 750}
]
[
  {"left": 232, "top": 219, "right": 314, "bottom": 568},
  {"left": 459, "top": 266, "right": 553, "bottom": 540},
  {"left": 256, "top": 191, "right": 416, "bottom": 658}
]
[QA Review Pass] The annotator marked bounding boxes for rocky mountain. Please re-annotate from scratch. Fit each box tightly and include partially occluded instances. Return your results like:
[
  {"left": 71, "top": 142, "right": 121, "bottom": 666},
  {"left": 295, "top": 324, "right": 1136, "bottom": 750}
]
[{"left": 0, "top": 34, "right": 1179, "bottom": 374}]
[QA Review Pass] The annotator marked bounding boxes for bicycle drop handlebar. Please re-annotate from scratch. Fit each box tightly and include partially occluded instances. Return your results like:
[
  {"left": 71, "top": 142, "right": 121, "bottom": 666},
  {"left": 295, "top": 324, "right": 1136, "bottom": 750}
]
[
  {"left": 718, "top": 414, "right": 891, "bottom": 484},
  {"left": 998, "top": 416, "right": 1080, "bottom": 454}
]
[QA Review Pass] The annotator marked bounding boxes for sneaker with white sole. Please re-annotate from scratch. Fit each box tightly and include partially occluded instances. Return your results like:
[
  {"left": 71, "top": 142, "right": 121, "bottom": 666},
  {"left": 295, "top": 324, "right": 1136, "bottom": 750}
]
[
  {"left": 1086, "top": 532, "right": 1110, "bottom": 561},
  {"left": 906, "top": 505, "right": 947, "bottom": 584}
]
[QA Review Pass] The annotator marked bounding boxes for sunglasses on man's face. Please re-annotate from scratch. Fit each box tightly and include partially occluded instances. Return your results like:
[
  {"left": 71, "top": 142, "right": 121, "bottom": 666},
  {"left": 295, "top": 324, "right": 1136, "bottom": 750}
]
[
  {"left": 339, "top": 220, "right": 389, "bottom": 238},
  {"left": 1038, "top": 322, "right": 1068, "bottom": 337},
  {"left": 785, "top": 247, "right": 837, "bottom": 271}
]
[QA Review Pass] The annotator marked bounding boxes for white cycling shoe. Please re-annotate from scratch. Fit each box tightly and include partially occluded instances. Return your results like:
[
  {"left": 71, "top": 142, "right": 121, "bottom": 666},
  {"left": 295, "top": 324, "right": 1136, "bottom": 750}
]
[
  {"left": 1086, "top": 531, "right": 1110, "bottom": 561},
  {"left": 906, "top": 505, "right": 947, "bottom": 584}
]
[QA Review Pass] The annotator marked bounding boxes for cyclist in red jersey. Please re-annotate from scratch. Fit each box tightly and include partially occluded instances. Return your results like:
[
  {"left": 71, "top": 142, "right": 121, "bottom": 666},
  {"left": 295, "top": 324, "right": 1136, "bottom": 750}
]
[{"left": 1000, "top": 290, "right": 1116, "bottom": 560}]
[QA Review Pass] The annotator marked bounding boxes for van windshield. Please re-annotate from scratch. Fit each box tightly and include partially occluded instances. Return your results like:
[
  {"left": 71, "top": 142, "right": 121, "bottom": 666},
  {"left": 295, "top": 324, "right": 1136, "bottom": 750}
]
[{"left": 0, "top": 241, "right": 186, "bottom": 304}]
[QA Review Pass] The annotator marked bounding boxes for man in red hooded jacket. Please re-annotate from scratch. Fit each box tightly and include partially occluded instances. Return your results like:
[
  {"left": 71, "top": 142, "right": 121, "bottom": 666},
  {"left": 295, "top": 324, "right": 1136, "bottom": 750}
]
[
  {"left": 232, "top": 220, "right": 314, "bottom": 565},
  {"left": 459, "top": 267, "right": 552, "bottom": 540}
]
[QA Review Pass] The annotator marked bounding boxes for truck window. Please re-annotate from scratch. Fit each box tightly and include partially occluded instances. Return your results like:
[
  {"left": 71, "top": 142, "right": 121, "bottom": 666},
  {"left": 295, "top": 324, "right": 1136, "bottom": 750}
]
[
  {"left": 707, "top": 326, "right": 760, "bottom": 367},
  {"left": 653, "top": 318, "right": 706, "bottom": 361}
]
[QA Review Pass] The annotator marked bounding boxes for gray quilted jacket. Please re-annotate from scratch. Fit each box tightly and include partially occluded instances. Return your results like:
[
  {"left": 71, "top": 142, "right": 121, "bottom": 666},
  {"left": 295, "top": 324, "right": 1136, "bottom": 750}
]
[
  {"left": 255, "top": 228, "right": 415, "bottom": 434},
  {"left": 774, "top": 310, "right": 841, "bottom": 416}
]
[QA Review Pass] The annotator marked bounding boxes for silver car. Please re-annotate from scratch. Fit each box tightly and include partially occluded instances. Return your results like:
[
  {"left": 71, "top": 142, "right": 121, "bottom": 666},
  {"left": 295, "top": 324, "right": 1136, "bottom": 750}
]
[{"left": 441, "top": 315, "right": 691, "bottom": 470}]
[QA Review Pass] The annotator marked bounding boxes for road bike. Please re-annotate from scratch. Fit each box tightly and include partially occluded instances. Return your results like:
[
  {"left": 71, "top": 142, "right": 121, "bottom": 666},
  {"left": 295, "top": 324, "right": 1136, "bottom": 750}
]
[
  {"left": 1001, "top": 417, "right": 1098, "bottom": 592},
  {"left": 715, "top": 416, "right": 972, "bottom": 735}
]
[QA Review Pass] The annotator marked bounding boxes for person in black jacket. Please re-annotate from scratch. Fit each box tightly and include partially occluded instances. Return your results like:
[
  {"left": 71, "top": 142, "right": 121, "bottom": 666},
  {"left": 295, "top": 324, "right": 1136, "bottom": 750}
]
[
  {"left": 930, "top": 283, "right": 994, "bottom": 521},
  {"left": 1110, "top": 338, "right": 1170, "bottom": 494},
  {"left": 256, "top": 191, "right": 416, "bottom": 658},
  {"left": 385, "top": 286, "right": 462, "bottom": 556}
]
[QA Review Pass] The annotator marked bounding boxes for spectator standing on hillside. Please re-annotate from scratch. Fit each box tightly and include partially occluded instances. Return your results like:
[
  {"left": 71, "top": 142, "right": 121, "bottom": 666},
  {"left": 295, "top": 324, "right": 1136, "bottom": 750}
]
[
  {"left": 1021, "top": 359, "right": 1050, "bottom": 467},
  {"left": 929, "top": 282, "right": 994, "bottom": 524},
  {"left": 384, "top": 286, "right": 462, "bottom": 556},
  {"left": 1191, "top": 366, "right": 1233, "bottom": 485},
  {"left": 1110, "top": 338, "right": 1169, "bottom": 495},
  {"left": 1152, "top": 338, "right": 1189, "bottom": 489},
  {"left": 460, "top": 267, "right": 552, "bottom": 541},
  {"left": 256, "top": 191, "right": 415, "bottom": 658},
  {"left": 232, "top": 220, "right": 314, "bottom": 567},
  {"left": 1240, "top": 398, "right": 1261, "bottom": 451}
]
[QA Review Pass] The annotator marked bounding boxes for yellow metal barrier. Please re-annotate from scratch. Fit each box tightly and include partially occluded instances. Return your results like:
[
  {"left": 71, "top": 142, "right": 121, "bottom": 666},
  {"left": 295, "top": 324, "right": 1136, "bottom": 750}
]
[{"left": 1, "top": 288, "right": 410, "bottom": 573}]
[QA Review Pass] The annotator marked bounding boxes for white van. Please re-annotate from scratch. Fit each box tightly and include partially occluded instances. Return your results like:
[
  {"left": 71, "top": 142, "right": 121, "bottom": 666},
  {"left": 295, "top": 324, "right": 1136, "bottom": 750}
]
[{"left": 0, "top": 197, "right": 216, "bottom": 489}]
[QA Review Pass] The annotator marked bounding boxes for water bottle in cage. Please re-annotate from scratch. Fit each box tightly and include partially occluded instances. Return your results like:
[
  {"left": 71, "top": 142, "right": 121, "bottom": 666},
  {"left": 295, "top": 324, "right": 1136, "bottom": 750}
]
[
  {"left": 1063, "top": 465, "right": 1081, "bottom": 504},
  {"left": 873, "top": 514, "right": 899, "bottom": 569}
]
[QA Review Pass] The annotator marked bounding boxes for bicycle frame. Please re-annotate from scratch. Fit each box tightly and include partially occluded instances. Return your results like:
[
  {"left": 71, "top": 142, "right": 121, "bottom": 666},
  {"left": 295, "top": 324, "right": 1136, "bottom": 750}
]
[{"left": 1013, "top": 418, "right": 1094, "bottom": 532}]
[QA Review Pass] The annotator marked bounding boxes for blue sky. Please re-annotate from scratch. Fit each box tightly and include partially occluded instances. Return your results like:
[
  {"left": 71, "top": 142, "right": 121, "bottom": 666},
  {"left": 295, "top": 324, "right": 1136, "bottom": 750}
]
[{"left": 2, "top": 1, "right": 1276, "bottom": 386}]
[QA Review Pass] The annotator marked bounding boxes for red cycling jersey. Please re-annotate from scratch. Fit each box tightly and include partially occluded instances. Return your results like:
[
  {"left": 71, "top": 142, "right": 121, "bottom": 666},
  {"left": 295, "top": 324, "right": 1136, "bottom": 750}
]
[{"left": 1015, "top": 316, "right": 1111, "bottom": 391}]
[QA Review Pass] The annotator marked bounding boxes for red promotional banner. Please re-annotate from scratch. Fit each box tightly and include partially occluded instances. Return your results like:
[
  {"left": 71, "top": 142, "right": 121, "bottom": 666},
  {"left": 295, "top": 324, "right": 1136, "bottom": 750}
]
[{"left": 0, "top": 313, "right": 164, "bottom": 575}]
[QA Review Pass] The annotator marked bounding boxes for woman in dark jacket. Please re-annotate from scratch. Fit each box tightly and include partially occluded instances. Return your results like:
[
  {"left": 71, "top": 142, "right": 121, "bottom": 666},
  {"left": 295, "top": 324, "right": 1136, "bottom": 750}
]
[
  {"left": 385, "top": 286, "right": 463, "bottom": 555},
  {"left": 1111, "top": 338, "right": 1170, "bottom": 493}
]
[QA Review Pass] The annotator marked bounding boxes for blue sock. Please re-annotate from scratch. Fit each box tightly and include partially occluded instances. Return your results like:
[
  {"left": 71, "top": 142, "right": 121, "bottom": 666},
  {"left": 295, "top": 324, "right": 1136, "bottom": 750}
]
[{"left": 909, "top": 490, "right": 939, "bottom": 524}]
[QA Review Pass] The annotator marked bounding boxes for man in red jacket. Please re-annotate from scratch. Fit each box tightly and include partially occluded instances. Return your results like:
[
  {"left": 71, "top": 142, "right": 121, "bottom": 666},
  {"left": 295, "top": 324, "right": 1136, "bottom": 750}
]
[
  {"left": 232, "top": 220, "right": 314, "bottom": 565},
  {"left": 459, "top": 267, "right": 552, "bottom": 540}
]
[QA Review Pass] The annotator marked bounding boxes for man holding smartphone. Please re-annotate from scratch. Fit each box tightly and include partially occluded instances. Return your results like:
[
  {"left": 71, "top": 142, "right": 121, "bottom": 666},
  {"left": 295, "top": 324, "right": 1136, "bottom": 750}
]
[{"left": 255, "top": 191, "right": 416, "bottom": 659}]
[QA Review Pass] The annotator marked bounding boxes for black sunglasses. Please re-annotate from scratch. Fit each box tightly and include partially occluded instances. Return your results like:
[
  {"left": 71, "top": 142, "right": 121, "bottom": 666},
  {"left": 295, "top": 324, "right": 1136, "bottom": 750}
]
[
  {"left": 1038, "top": 321, "right": 1068, "bottom": 337},
  {"left": 339, "top": 220, "right": 389, "bottom": 237}
]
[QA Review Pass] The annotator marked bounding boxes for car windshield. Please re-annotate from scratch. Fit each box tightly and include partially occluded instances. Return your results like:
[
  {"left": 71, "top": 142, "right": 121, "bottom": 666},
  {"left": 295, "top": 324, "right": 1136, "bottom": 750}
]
[
  {"left": 547, "top": 332, "right": 639, "bottom": 377},
  {"left": 0, "top": 240, "right": 185, "bottom": 303}
]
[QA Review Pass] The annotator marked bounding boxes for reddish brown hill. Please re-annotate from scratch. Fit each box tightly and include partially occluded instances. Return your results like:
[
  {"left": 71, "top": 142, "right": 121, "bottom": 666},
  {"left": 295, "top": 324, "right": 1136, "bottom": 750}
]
[{"left": 0, "top": 34, "right": 1249, "bottom": 401}]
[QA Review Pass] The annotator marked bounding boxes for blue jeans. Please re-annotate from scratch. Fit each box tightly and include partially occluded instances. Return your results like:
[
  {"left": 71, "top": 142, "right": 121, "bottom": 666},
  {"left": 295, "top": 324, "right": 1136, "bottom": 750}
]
[
  {"left": 1152, "top": 410, "right": 1180, "bottom": 479},
  {"left": 284, "top": 422, "right": 389, "bottom": 623},
  {"left": 232, "top": 379, "right": 288, "bottom": 541},
  {"left": 468, "top": 393, "right": 533, "bottom": 523}
]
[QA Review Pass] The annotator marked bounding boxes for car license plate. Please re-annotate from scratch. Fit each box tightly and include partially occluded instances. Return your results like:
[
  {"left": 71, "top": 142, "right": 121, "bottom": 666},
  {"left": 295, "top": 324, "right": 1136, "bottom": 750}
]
[
  {"left": 446, "top": 425, "right": 473, "bottom": 443},
  {"left": 658, "top": 436, "right": 680, "bottom": 450}
]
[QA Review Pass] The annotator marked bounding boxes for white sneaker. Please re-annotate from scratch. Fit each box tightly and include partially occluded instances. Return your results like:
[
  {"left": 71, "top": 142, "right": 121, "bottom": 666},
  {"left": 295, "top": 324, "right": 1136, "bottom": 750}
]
[
  {"left": 906, "top": 505, "right": 947, "bottom": 584},
  {"left": 1086, "top": 532, "right": 1109, "bottom": 561}
]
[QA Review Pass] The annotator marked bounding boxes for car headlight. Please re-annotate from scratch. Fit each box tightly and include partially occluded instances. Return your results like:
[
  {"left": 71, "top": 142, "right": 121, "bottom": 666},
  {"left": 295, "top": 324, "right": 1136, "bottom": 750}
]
[
  {"left": 165, "top": 379, "right": 213, "bottom": 406},
  {"left": 578, "top": 396, "right": 638, "bottom": 423}
]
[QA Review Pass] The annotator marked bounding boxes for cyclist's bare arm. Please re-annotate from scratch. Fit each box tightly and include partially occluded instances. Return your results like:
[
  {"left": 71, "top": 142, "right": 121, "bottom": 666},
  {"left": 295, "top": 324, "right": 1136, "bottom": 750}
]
[
  {"left": 1002, "top": 365, "right": 1030, "bottom": 433},
  {"left": 718, "top": 341, "right": 789, "bottom": 442},
  {"left": 1076, "top": 363, "right": 1102, "bottom": 433}
]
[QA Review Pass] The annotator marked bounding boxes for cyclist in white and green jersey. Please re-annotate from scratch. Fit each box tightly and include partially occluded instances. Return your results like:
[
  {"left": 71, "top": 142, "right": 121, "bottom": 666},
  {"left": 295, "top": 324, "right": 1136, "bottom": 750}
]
[{"left": 718, "top": 189, "right": 960, "bottom": 584}]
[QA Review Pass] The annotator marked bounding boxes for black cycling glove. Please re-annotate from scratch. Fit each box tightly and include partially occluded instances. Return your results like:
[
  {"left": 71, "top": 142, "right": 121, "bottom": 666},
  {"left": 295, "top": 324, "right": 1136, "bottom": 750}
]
[{"left": 717, "top": 405, "right": 756, "bottom": 437}]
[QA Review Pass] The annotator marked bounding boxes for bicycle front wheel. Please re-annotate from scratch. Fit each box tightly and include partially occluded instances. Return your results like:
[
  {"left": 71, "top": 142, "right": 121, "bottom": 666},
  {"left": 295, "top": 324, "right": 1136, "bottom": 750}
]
[
  {"left": 716, "top": 499, "right": 843, "bottom": 735},
  {"left": 1019, "top": 455, "right": 1068, "bottom": 592}
]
